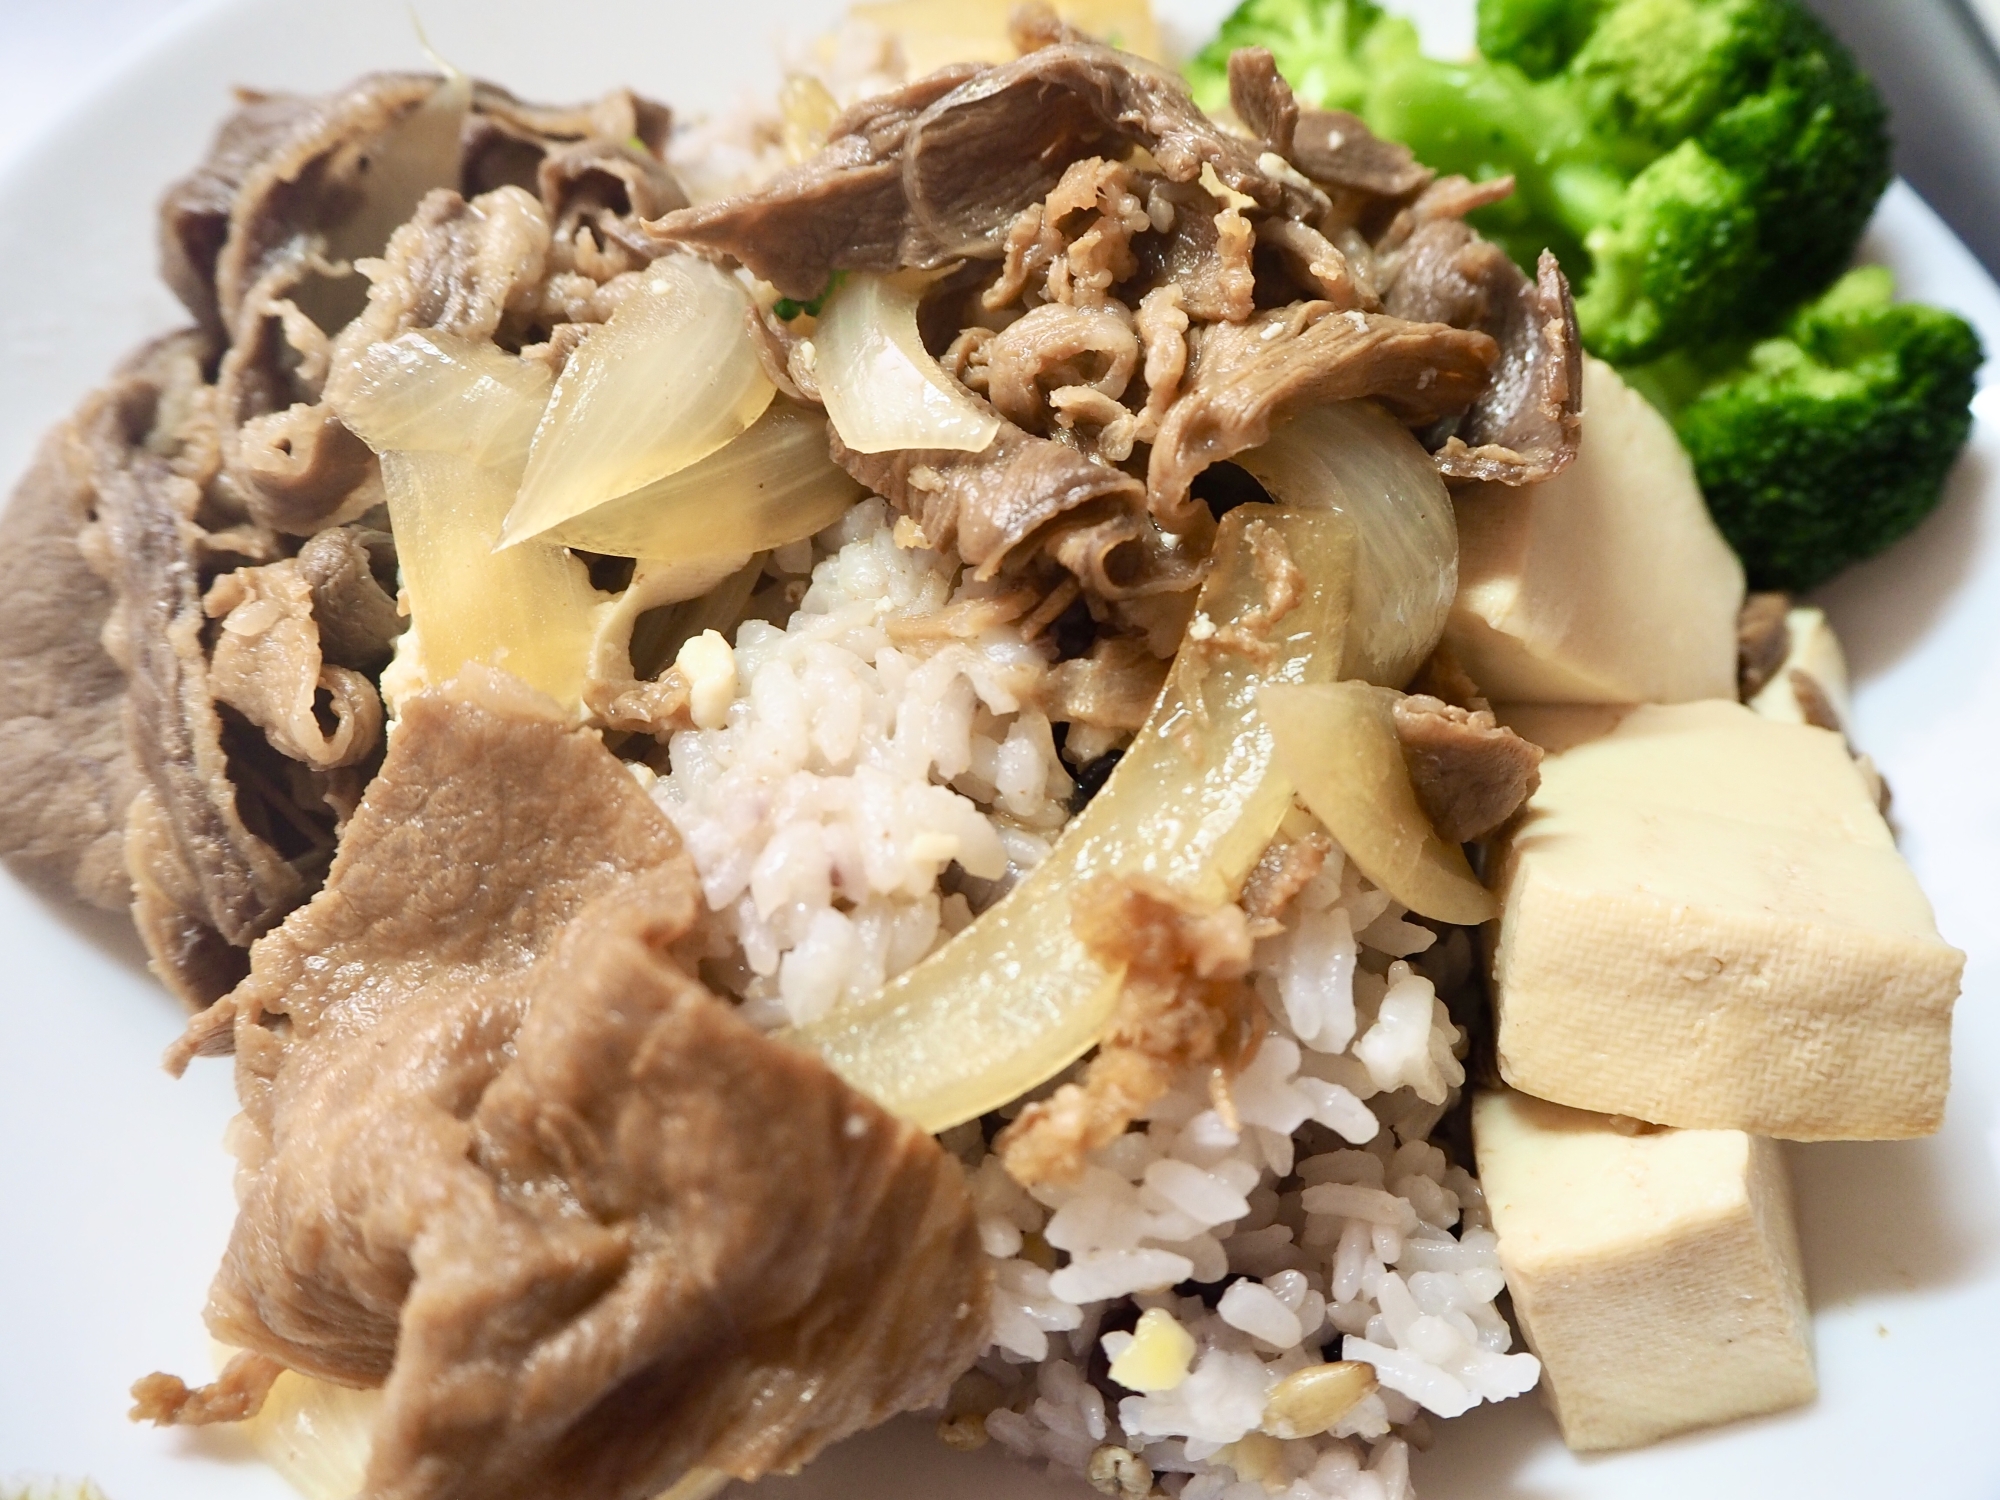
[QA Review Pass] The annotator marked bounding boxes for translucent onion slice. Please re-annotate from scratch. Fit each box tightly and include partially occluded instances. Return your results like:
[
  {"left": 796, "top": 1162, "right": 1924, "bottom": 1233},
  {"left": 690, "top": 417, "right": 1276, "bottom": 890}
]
[
  {"left": 229, "top": 1357, "right": 728, "bottom": 1500},
  {"left": 1230, "top": 400, "right": 1457, "bottom": 688},
  {"left": 543, "top": 398, "right": 863, "bottom": 559},
  {"left": 814, "top": 271, "right": 1001, "bottom": 454},
  {"left": 503, "top": 252, "right": 776, "bottom": 547},
  {"left": 1261, "top": 681, "right": 1497, "bottom": 926},
  {"left": 383, "top": 451, "right": 602, "bottom": 717},
  {"left": 234, "top": 1363, "right": 382, "bottom": 1500},
  {"left": 789, "top": 507, "right": 1356, "bottom": 1130},
  {"left": 328, "top": 328, "right": 551, "bottom": 473}
]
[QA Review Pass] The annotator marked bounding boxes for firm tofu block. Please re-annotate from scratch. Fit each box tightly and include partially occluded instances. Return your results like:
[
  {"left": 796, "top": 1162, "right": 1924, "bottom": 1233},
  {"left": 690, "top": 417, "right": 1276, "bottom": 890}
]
[
  {"left": 1472, "top": 1089, "right": 1816, "bottom": 1452},
  {"left": 1446, "top": 357, "right": 1743, "bottom": 705},
  {"left": 1488, "top": 700, "right": 1962, "bottom": 1139}
]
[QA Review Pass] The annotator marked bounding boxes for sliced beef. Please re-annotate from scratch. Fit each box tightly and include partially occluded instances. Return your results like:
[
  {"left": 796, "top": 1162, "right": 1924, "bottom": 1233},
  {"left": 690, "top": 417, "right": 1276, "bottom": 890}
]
[
  {"left": 204, "top": 558, "right": 385, "bottom": 771},
  {"left": 830, "top": 419, "right": 1147, "bottom": 582},
  {"left": 1378, "top": 215, "right": 1582, "bottom": 485},
  {"left": 0, "top": 415, "right": 139, "bottom": 910},
  {"left": 1227, "top": 47, "right": 1431, "bottom": 205},
  {"left": 159, "top": 74, "right": 444, "bottom": 344},
  {"left": 1146, "top": 304, "right": 1497, "bottom": 526},
  {"left": 652, "top": 43, "right": 1300, "bottom": 298},
  {"left": 143, "top": 669, "right": 986, "bottom": 1500},
  {"left": 84, "top": 337, "right": 315, "bottom": 996},
  {"left": 1392, "top": 693, "right": 1543, "bottom": 843},
  {"left": 1737, "top": 590, "right": 1793, "bottom": 700},
  {"left": 297, "top": 526, "right": 405, "bottom": 671}
]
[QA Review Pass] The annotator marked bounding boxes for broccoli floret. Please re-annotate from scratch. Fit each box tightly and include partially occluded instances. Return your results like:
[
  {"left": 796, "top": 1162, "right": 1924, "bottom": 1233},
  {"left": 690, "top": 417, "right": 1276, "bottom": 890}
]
[
  {"left": 1188, "top": 0, "right": 1890, "bottom": 365},
  {"left": 1477, "top": 0, "right": 1609, "bottom": 80},
  {"left": 1658, "top": 268, "right": 1984, "bottom": 590}
]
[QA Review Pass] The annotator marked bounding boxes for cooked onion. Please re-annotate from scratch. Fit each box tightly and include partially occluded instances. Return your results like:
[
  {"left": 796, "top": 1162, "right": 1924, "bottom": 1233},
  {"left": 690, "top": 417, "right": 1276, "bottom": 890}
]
[
  {"left": 790, "top": 507, "right": 1356, "bottom": 1129},
  {"left": 382, "top": 451, "right": 602, "bottom": 716},
  {"left": 1231, "top": 400, "right": 1456, "bottom": 688},
  {"left": 543, "top": 398, "right": 863, "bottom": 559},
  {"left": 331, "top": 331, "right": 600, "bottom": 716},
  {"left": 233, "top": 1362, "right": 381, "bottom": 1500},
  {"left": 1261, "top": 681, "right": 1497, "bottom": 925},
  {"left": 502, "top": 252, "right": 775, "bottom": 546},
  {"left": 814, "top": 271, "right": 1001, "bottom": 454},
  {"left": 327, "top": 328, "right": 551, "bottom": 472}
]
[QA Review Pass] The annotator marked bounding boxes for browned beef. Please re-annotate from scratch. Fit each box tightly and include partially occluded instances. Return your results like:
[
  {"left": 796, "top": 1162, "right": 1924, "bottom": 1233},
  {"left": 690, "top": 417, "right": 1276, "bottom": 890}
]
[
  {"left": 144, "top": 670, "right": 986, "bottom": 1500},
  {"left": 1227, "top": 48, "right": 1431, "bottom": 204},
  {"left": 652, "top": 43, "right": 1300, "bottom": 298},
  {"left": 1378, "top": 215, "right": 1582, "bottom": 485},
  {"left": 830, "top": 419, "right": 1147, "bottom": 580},
  {"left": 0, "top": 413, "right": 139, "bottom": 910},
  {"left": 1392, "top": 693, "right": 1543, "bottom": 843},
  {"left": 1146, "top": 305, "right": 1497, "bottom": 526},
  {"left": 83, "top": 336, "right": 316, "bottom": 1000},
  {"left": 1737, "top": 590, "right": 1793, "bottom": 700},
  {"left": 296, "top": 526, "right": 404, "bottom": 671}
]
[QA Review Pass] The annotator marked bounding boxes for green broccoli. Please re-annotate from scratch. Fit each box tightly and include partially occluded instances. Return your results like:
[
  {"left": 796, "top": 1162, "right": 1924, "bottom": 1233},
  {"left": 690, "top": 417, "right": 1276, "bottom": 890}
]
[
  {"left": 1637, "top": 267, "right": 1984, "bottom": 591},
  {"left": 1187, "top": 0, "right": 1890, "bottom": 365}
]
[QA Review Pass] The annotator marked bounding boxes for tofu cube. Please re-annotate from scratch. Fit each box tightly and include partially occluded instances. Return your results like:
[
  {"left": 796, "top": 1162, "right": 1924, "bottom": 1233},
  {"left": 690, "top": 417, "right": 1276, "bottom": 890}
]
[
  {"left": 1445, "top": 357, "right": 1743, "bottom": 705},
  {"left": 1473, "top": 1088, "right": 1816, "bottom": 1452},
  {"left": 1488, "top": 700, "right": 1962, "bottom": 1139}
]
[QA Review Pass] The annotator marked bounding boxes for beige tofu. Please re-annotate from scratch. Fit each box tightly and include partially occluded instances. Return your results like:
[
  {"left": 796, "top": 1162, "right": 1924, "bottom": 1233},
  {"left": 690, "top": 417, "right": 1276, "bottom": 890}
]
[
  {"left": 1472, "top": 1089, "right": 1815, "bottom": 1452},
  {"left": 1487, "top": 700, "right": 1962, "bottom": 1139},
  {"left": 1446, "top": 357, "right": 1743, "bottom": 704}
]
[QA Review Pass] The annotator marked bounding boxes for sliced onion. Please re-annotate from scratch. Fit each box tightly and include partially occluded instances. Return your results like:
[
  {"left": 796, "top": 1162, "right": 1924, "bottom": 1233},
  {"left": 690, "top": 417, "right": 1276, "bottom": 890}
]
[
  {"left": 1261, "top": 681, "right": 1497, "bottom": 926},
  {"left": 814, "top": 271, "right": 1001, "bottom": 454},
  {"left": 503, "top": 252, "right": 776, "bottom": 547},
  {"left": 232, "top": 1362, "right": 381, "bottom": 1500},
  {"left": 544, "top": 398, "right": 863, "bottom": 559},
  {"left": 383, "top": 451, "right": 602, "bottom": 717},
  {"left": 790, "top": 507, "right": 1356, "bottom": 1130},
  {"left": 327, "top": 328, "right": 551, "bottom": 473},
  {"left": 1231, "top": 400, "right": 1456, "bottom": 688}
]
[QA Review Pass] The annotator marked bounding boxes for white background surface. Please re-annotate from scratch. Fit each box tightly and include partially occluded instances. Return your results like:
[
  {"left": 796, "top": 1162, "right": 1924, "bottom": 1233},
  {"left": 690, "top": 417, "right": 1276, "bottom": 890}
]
[{"left": 0, "top": 1, "right": 1996, "bottom": 1498}]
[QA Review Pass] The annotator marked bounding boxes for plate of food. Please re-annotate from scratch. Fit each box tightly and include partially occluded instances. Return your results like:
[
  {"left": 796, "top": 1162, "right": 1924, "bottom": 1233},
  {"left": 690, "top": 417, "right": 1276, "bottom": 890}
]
[{"left": 0, "top": 1, "right": 1994, "bottom": 1498}]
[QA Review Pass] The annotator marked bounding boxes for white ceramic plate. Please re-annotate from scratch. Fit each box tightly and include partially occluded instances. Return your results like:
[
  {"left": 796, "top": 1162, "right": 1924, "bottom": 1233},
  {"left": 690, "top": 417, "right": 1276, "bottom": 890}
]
[{"left": 1, "top": 2, "right": 1996, "bottom": 1495}]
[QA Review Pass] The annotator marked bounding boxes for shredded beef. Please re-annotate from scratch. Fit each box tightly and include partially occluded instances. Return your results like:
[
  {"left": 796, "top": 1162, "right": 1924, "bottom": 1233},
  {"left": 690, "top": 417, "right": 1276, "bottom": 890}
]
[
  {"left": 297, "top": 526, "right": 404, "bottom": 671},
  {"left": 1391, "top": 693, "right": 1543, "bottom": 843},
  {"left": 1228, "top": 48, "right": 1431, "bottom": 205},
  {"left": 998, "top": 876, "right": 1259, "bottom": 1187},
  {"left": 145, "top": 670, "right": 987, "bottom": 1500},
  {"left": 652, "top": 44, "right": 1301, "bottom": 298},
  {"left": 830, "top": 419, "right": 1147, "bottom": 582},
  {"left": 1146, "top": 305, "right": 1496, "bottom": 527}
]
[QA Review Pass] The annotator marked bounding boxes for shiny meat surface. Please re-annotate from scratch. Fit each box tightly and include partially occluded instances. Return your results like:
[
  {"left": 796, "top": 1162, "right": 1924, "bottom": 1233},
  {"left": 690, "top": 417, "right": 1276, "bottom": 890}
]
[
  {"left": 1392, "top": 693, "right": 1544, "bottom": 843},
  {"left": 145, "top": 670, "right": 988, "bottom": 1500}
]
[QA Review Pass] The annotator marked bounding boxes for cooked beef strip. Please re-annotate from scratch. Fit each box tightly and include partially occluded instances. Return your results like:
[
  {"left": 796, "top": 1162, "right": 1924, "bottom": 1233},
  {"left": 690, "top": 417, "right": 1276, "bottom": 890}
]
[
  {"left": 159, "top": 74, "right": 443, "bottom": 346},
  {"left": 1737, "top": 590, "right": 1793, "bottom": 700},
  {"left": 1392, "top": 693, "right": 1543, "bottom": 843},
  {"left": 86, "top": 337, "right": 315, "bottom": 975},
  {"left": 1146, "top": 305, "right": 1497, "bottom": 527},
  {"left": 652, "top": 43, "right": 1303, "bottom": 298},
  {"left": 0, "top": 409, "right": 140, "bottom": 910},
  {"left": 297, "top": 526, "right": 405, "bottom": 671},
  {"left": 1382, "top": 230, "right": 1582, "bottom": 485},
  {"left": 1227, "top": 47, "right": 1433, "bottom": 205},
  {"left": 830, "top": 419, "right": 1148, "bottom": 581},
  {"left": 145, "top": 669, "right": 986, "bottom": 1500},
  {"left": 204, "top": 558, "right": 385, "bottom": 771}
]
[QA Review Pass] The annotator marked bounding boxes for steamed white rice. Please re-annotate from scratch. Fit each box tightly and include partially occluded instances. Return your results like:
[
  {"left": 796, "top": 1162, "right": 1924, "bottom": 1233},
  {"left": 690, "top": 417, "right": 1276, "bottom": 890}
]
[{"left": 650, "top": 502, "right": 1540, "bottom": 1498}]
